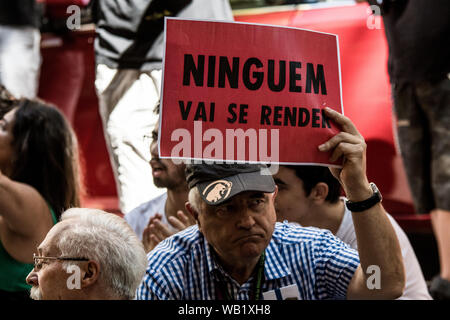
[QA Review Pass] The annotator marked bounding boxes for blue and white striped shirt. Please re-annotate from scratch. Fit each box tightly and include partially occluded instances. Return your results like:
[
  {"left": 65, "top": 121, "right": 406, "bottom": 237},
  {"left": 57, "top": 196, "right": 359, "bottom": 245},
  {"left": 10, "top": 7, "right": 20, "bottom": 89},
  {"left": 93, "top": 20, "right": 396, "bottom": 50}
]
[{"left": 136, "top": 222, "right": 360, "bottom": 300}]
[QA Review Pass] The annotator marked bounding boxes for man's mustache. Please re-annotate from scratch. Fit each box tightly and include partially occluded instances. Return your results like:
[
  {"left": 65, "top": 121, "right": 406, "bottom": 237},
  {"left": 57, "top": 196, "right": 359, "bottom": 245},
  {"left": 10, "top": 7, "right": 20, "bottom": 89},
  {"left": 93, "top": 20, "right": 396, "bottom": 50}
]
[{"left": 30, "top": 286, "right": 42, "bottom": 300}]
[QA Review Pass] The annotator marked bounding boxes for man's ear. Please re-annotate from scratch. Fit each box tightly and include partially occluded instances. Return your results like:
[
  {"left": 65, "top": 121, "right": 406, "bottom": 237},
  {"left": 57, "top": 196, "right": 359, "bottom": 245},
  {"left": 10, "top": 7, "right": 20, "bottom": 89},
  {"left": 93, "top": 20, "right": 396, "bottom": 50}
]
[
  {"left": 81, "top": 260, "right": 100, "bottom": 289},
  {"left": 185, "top": 202, "right": 198, "bottom": 221},
  {"left": 309, "top": 182, "right": 329, "bottom": 203},
  {"left": 272, "top": 185, "right": 278, "bottom": 202},
  {"left": 185, "top": 202, "right": 202, "bottom": 232}
]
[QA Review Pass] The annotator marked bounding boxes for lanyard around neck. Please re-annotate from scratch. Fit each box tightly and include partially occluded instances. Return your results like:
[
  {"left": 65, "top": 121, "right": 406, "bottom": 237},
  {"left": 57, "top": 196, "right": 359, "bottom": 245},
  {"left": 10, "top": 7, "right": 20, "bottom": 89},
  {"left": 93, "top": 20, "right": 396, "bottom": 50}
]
[{"left": 215, "top": 252, "right": 266, "bottom": 300}]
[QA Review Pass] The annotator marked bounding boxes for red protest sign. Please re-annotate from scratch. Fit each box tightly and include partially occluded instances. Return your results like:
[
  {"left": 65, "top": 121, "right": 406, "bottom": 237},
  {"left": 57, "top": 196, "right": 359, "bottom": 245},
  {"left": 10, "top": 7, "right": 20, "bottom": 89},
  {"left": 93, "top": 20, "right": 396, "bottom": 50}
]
[{"left": 159, "top": 18, "right": 343, "bottom": 165}]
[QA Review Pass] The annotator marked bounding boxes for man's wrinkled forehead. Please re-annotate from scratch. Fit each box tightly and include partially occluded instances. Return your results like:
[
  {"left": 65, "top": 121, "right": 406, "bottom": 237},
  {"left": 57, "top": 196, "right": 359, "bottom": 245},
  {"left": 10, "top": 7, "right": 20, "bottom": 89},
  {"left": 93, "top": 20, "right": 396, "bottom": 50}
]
[
  {"left": 37, "top": 226, "right": 60, "bottom": 255},
  {"left": 38, "top": 221, "right": 73, "bottom": 254}
]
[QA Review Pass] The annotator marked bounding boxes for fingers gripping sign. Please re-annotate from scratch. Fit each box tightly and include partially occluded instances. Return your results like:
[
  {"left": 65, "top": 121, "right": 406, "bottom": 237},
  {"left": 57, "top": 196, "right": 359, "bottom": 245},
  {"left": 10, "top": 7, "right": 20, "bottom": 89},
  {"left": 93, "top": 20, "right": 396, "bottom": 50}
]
[{"left": 318, "top": 107, "right": 372, "bottom": 201}]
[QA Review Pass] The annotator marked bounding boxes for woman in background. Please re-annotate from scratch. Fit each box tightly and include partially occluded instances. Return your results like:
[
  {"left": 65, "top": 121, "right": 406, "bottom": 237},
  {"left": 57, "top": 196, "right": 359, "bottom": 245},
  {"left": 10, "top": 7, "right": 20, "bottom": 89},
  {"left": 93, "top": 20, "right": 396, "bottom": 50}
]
[{"left": 0, "top": 88, "right": 82, "bottom": 300}]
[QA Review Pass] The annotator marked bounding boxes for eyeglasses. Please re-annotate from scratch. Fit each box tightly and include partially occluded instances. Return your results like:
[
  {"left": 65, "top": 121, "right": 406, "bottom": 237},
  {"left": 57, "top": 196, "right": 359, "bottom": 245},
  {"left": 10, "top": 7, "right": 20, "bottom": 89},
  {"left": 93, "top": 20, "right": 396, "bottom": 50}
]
[{"left": 33, "top": 253, "right": 89, "bottom": 271}]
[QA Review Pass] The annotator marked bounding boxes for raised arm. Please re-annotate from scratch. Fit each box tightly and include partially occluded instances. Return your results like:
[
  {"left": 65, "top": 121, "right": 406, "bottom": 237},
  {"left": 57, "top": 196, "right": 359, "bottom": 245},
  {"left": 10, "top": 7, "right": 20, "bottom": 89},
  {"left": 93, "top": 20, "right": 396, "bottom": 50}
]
[
  {"left": 319, "top": 107, "right": 405, "bottom": 299},
  {"left": 0, "top": 170, "right": 53, "bottom": 252}
]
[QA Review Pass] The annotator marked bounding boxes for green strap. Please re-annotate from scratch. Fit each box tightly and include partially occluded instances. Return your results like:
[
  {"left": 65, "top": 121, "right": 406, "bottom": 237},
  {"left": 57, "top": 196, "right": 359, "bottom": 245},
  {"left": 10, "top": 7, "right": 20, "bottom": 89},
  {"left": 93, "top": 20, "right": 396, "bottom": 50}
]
[
  {"left": 215, "top": 252, "right": 265, "bottom": 300},
  {"left": 48, "top": 204, "right": 58, "bottom": 225},
  {"left": 253, "top": 252, "right": 265, "bottom": 300}
]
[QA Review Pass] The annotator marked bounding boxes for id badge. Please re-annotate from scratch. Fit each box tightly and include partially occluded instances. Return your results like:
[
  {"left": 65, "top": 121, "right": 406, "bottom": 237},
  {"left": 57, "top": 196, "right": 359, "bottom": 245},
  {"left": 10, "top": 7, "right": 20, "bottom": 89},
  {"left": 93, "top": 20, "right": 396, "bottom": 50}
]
[{"left": 262, "top": 284, "right": 300, "bottom": 300}]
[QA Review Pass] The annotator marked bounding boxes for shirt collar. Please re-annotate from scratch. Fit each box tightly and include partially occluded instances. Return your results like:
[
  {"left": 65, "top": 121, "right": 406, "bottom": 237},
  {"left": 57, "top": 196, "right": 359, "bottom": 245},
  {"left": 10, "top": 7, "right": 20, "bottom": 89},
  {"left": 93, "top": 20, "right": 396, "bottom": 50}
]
[
  {"left": 202, "top": 236, "right": 238, "bottom": 285},
  {"left": 201, "top": 231, "right": 291, "bottom": 281},
  {"left": 202, "top": 235, "right": 219, "bottom": 274}
]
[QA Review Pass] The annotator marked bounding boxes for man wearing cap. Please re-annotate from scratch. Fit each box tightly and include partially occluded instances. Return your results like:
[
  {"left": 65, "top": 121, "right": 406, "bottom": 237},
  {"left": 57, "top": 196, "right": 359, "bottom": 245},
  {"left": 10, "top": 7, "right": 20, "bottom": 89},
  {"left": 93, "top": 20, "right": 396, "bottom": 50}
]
[{"left": 136, "top": 108, "right": 405, "bottom": 300}]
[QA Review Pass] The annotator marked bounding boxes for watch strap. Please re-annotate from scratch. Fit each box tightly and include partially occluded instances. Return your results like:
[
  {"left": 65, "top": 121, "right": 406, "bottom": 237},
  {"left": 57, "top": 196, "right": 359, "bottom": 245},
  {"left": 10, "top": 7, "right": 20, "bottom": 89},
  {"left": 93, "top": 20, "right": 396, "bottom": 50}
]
[{"left": 345, "top": 183, "right": 382, "bottom": 212}]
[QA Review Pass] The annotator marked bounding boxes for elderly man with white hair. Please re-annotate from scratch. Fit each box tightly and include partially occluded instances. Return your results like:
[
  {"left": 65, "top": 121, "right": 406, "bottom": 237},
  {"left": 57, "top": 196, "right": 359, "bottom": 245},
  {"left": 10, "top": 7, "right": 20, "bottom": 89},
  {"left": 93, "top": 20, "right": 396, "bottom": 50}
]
[{"left": 26, "top": 208, "right": 147, "bottom": 300}]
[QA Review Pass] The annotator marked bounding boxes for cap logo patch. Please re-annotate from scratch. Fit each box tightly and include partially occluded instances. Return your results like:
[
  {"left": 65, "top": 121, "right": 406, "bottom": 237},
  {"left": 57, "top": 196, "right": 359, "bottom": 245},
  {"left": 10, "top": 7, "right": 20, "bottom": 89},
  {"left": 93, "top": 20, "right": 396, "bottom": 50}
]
[{"left": 203, "top": 180, "right": 233, "bottom": 203}]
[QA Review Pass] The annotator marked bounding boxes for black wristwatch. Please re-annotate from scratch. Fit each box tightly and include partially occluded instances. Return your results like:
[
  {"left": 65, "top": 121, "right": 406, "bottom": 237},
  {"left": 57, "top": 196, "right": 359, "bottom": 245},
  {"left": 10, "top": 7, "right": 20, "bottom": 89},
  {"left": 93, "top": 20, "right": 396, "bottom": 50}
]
[{"left": 345, "top": 183, "right": 382, "bottom": 212}]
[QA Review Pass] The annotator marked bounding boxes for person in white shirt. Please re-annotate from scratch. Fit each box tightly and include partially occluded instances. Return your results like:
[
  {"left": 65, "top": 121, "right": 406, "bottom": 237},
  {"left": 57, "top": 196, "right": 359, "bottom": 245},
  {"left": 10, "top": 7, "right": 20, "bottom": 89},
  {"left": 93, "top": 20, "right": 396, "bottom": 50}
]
[
  {"left": 125, "top": 110, "right": 195, "bottom": 252},
  {"left": 273, "top": 165, "right": 432, "bottom": 300},
  {"left": 93, "top": 0, "right": 234, "bottom": 213}
]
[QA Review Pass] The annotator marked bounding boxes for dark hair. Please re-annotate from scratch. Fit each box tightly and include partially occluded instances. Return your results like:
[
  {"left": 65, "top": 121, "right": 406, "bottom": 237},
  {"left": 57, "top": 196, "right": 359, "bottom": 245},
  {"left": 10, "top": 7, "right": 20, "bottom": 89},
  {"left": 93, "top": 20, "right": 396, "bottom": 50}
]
[
  {"left": 0, "top": 85, "right": 16, "bottom": 119},
  {"left": 288, "top": 165, "right": 341, "bottom": 203},
  {"left": 10, "top": 99, "right": 82, "bottom": 218}
]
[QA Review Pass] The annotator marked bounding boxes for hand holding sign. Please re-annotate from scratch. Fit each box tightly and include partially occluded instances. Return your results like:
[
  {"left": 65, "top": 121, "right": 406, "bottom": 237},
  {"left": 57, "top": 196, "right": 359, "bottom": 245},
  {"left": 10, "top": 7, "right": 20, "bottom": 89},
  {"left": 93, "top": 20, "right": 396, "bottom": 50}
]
[{"left": 318, "top": 107, "right": 372, "bottom": 202}]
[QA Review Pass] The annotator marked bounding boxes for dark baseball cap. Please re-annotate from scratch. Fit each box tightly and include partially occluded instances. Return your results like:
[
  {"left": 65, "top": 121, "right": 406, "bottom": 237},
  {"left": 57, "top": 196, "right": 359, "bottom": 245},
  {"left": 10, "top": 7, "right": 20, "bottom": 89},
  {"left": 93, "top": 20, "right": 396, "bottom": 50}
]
[{"left": 185, "top": 163, "right": 276, "bottom": 206}]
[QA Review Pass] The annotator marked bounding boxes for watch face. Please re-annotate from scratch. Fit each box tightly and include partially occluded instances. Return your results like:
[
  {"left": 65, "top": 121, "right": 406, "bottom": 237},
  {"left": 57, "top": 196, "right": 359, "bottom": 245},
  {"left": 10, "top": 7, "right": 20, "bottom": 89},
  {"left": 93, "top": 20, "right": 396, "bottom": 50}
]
[
  {"left": 370, "top": 183, "right": 382, "bottom": 201},
  {"left": 346, "top": 183, "right": 382, "bottom": 212}
]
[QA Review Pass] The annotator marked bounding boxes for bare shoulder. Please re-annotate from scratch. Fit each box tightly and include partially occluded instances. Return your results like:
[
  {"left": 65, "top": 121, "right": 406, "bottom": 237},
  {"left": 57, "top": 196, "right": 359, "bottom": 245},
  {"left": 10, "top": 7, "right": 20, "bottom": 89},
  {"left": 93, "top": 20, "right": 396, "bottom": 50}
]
[{"left": 0, "top": 176, "right": 54, "bottom": 262}]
